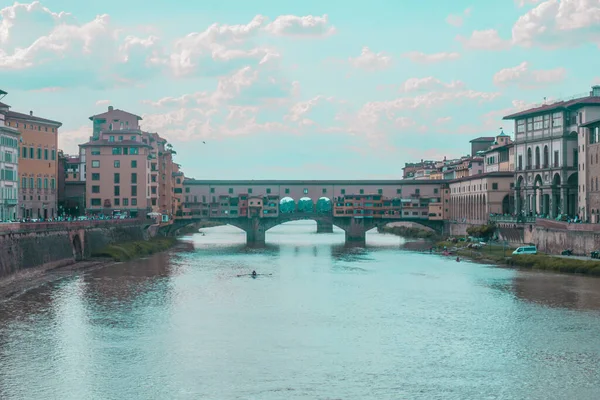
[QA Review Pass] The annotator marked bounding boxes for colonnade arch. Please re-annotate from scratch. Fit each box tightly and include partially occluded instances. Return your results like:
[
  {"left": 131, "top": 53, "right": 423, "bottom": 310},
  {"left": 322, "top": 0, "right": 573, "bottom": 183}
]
[{"left": 449, "top": 194, "right": 488, "bottom": 223}]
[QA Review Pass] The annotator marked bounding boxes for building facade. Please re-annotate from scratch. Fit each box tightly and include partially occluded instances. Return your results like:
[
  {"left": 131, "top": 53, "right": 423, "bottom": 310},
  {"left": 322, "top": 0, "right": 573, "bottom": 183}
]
[
  {"left": 505, "top": 86, "right": 600, "bottom": 219},
  {"left": 0, "top": 99, "right": 20, "bottom": 221},
  {"left": 448, "top": 172, "right": 514, "bottom": 225},
  {"left": 580, "top": 117, "right": 600, "bottom": 222},
  {"left": 482, "top": 131, "right": 514, "bottom": 173},
  {"left": 4, "top": 106, "right": 61, "bottom": 219}
]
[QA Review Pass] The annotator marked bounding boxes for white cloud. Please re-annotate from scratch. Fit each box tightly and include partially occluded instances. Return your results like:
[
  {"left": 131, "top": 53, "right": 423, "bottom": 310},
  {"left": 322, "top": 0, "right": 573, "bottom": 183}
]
[
  {"left": 285, "top": 95, "right": 336, "bottom": 125},
  {"left": 435, "top": 116, "right": 452, "bottom": 124},
  {"left": 446, "top": 7, "right": 472, "bottom": 27},
  {"left": 402, "top": 51, "right": 460, "bottom": 63},
  {"left": 493, "top": 61, "right": 566, "bottom": 88},
  {"left": 400, "top": 77, "right": 465, "bottom": 92},
  {"left": 515, "top": 0, "right": 543, "bottom": 6},
  {"left": 512, "top": 0, "right": 600, "bottom": 49},
  {"left": 95, "top": 99, "right": 110, "bottom": 105},
  {"left": 348, "top": 47, "right": 392, "bottom": 71},
  {"left": 264, "top": 14, "right": 336, "bottom": 37},
  {"left": 456, "top": 29, "right": 511, "bottom": 50},
  {"left": 58, "top": 125, "right": 91, "bottom": 154}
]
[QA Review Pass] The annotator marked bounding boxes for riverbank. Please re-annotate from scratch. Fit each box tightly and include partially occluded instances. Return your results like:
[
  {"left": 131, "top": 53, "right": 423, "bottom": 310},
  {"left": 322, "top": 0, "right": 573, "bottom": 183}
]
[
  {"left": 435, "top": 241, "right": 600, "bottom": 277},
  {"left": 0, "top": 237, "right": 181, "bottom": 300},
  {"left": 91, "top": 237, "right": 178, "bottom": 262},
  {"left": 378, "top": 225, "right": 440, "bottom": 240}
]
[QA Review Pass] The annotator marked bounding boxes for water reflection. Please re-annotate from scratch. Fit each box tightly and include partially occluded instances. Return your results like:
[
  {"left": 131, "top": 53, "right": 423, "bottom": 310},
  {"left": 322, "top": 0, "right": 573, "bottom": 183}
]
[{"left": 0, "top": 221, "right": 600, "bottom": 399}]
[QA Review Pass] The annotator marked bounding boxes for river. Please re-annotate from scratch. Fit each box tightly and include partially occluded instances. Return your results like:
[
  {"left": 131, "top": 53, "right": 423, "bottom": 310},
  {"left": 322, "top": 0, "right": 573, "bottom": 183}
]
[{"left": 1, "top": 221, "right": 600, "bottom": 400}]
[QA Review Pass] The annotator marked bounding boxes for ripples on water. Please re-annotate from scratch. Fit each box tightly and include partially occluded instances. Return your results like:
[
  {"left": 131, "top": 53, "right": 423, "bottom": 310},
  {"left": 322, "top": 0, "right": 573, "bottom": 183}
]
[{"left": 1, "top": 221, "right": 600, "bottom": 399}]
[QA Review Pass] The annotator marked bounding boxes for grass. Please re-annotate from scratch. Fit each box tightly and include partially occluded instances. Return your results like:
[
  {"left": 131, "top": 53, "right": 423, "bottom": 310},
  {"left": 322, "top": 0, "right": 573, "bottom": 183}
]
[{"left": 92, "top": 237, "right": 178, "bottom": 262}]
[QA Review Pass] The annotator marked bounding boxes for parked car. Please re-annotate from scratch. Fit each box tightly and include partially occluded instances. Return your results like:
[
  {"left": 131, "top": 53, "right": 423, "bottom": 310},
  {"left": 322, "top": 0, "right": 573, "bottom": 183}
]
[
  {"left": 591, "top": 250, "right": 600, "bottom": 259},
  {"left": 512, "top": 246, "right": 538, "bottom": 255},
  {"left": 561, "top": 249, "right": 573, "bottom": 256}
]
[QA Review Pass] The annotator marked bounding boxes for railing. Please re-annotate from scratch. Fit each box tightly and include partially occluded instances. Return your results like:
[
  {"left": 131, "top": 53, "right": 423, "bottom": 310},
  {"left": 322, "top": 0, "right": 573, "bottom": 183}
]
[
  {"left": 536, "top": 218, "right": 600, "bottom": 232},
  {"left": 489, "top": 215, "right": 536, "bottom": 224},
  {"left": 0, "top": 218, "right": 145, "bottom": 234}
]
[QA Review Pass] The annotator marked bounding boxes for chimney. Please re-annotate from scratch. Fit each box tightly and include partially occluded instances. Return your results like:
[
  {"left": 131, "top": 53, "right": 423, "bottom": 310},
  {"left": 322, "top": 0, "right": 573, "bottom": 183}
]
[
  {"left": 108, "top": 106, "right": 114, "bottom": 111},
  {"left": 29, "top": 111, "right": 33, "bottom": 116}
]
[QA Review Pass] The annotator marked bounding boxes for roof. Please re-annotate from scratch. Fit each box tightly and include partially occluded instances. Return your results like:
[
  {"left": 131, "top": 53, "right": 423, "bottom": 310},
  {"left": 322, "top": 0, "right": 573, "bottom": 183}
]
[
  {"left": 503, "top": 96, "right": 600, "bottom": 120},
  {"left": 469, "top": 137, "right": 495, "bottom": 142},
  {"left": 580, "top": 118, "right": 600, "bottom": 128},
  {"left": 0, "top": 101, "right": 10, "bottom": 108},
  {"left": 79, "top": 139, "right": 152, "bottom": 148},
  {"left": 449, "top": 171, "right": 515, "bottom": 184},
  {"left": 89, "top": 108, "right": 142, "bottom": 121},
  {"left": 6, "top": 110, "right": 62, "bottom": 127},
  {"left": 65, "top": 156, "right": 80, "bottom": 163},
  {"left": 497, "top": 130, "right": 509, "bottom": 137},
  {"left": 479, "top": 143, "right": 514, "bottom": 155},
  {"left": 184, "top": 179, "right": 447, "bottom": 185}
]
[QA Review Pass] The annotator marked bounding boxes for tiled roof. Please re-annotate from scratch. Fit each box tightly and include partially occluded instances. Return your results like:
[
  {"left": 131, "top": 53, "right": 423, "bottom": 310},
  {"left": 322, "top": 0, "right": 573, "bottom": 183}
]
[
  {"left": 89, "top": 108, "right": 142, "bottom": 121},
  {"left": 449, "top": 171, "right": 514, "bottom": 184},
  {"left": 6, "top": 110, "right": 62, "bottom": 126},
  {"left": 79, "top": 139, "right": 152, "bottom": 148},
  {"left": 503, "top": 96, "right": 600, "bottom": 120},
  {"left": 469, "top": 136, "right": 495, "bottom": 142}
]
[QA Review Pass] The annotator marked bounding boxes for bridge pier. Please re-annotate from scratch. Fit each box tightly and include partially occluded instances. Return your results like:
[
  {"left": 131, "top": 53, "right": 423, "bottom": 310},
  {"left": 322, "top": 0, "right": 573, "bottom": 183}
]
[
  {"left": 246, "top": 218, "right": 266, "bottom": 246},
  {"left": 316, "top": 220, "right": 334, "bottom": 233},
  {"left": 343, "top": 218, "right": 368, "bottom": 246}
]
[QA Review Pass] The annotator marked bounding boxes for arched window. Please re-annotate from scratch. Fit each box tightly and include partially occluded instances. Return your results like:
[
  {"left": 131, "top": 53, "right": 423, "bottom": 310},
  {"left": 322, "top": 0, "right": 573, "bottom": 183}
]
[
  {"left": 543, "top": 145, "right": 549, "bottom": 168},
  {"left": 527, "top": 148, "right": 532, "bottom": 169},
  {"left": 535, "top": 147, "right": 541, "bottom": 168}
]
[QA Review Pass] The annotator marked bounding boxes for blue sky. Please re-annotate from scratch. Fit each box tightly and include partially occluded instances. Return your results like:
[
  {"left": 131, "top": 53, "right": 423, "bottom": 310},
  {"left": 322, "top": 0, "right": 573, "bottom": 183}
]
[{"left": 1, "top": 0, "right": 598, "bottom": 179}]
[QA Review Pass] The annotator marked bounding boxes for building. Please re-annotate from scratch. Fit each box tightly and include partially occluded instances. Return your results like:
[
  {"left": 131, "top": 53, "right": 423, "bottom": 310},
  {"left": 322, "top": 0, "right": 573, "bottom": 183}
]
[
  {"left": 0, "top": 95, "right": 20, "bottom": 221},
  {"left": 470, "top": 137, "right": 495, "bottom": 156},
  {"left": 504, "top": 86, "right": 600, "bottom": 219},
  {"left": 580, "top": 117, "right": 600, "bottom": 222},
  {"left": 448, "top": 172, "right": 514, "bottom": 225},
  {"left": 402, "top": 160, "right": 437, "bottom": 179},
  {"left": 57, "top": 151, "right": 86, "bottom": 217},
  {"left": 4, "top": 103, "right": 61, "bottom": 219},
  {"left": 482, "top": 131, "right": 515, "bottom": 173},
  {"left": 81, "top": 106, "right": 152, "bottom": 217}
]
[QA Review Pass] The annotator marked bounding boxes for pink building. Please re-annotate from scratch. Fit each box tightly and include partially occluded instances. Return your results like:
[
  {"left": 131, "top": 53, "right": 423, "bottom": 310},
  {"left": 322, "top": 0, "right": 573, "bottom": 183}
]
[{"left": 80, "top": 107, "right": 152, "bottom": 217}]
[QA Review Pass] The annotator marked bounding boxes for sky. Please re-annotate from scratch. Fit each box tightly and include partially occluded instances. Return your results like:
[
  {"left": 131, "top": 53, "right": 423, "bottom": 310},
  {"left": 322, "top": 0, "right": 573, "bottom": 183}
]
[{"left": 0, "top": 0, "right": 599, "bottom": 179}]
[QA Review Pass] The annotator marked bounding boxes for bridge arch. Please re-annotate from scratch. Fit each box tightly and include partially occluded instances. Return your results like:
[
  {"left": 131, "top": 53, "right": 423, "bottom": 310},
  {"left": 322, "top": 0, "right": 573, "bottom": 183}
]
[
  {"left": 72, "top": 234, "right": 83, "bottom": 261},
  {"left": 316, "top": 197, "right": 332, "bottom": 214},
  {"left": 297, "top": 197, "right": 314, "bottom": 213},
  {"left": 279, "top": 197, "right": 296, "bottom": 214}
]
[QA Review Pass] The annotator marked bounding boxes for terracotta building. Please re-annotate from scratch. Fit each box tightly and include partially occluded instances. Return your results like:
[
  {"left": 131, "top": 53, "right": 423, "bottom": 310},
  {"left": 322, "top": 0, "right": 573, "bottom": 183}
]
[{"left": 4, "top": 103, "right": 61, "bottom": 219}]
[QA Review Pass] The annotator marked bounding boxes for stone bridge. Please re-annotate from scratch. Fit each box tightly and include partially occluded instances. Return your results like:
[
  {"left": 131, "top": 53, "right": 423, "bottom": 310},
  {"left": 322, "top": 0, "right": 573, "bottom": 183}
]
[{"left": 164, "top": 213, "right": 445, "bottom": 245}]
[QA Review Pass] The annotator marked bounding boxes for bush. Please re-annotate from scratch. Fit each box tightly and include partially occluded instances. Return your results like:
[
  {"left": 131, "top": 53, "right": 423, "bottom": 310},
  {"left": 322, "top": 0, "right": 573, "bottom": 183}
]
[
  {"left": 92, "top": 237, "right": 177, "bottom": 262},
  {"left": 378, "top": 225, "right": 440, "bottom": 240},
  {"left": 466, "top": 224, "right": 496, "bottom": 240},
  {"left": 512, "top": 254, "right": 600, "bottom": 275}
]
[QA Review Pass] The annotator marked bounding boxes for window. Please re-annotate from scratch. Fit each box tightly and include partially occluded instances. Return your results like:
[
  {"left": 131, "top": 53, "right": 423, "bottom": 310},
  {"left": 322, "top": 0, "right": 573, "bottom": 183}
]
[
  {"left": 22, "top": 147, "right": 26, "bottom": 158},
  {"left": 554, "top": 150, "right": 559, "bottom": 167},
  {"left": 131, "top": 136, "right": 136, "bottom": 141},
  {"left": 114, "top": 186, "right": 120, "bottom": 196},
  {"left": 304, "top": 188, "right": 308, "bottom": 194},
  {"left": 37, "top": 178, "right": 41, "bottom": 188},
  {"left": 112, "top": 147, "right": 122, "bottom": 155},
  {"left": 229, "top": 188, "right": 233, "bottom": 194},
  {"left": 92, "top": 173, "right": 100, "bottom": 181},
  {"left": 543, "top": 114, "right": 550, "bottom": 129},
  {"left": 185, "top": 187, "right": 190, "bottom": 193},
  {"left": 92, "top": 185, "right": 100, "bottom": 193},
  {"left": 552, "top": 112, "right": 562, "bottom": 127},
  {"left": 114, "top": 160, "right": 120, "bottom": 168},
  {"left": 91, "top": 199, "right": 101, "bottom": 206},
  {"left": 341, "top": 189, "right": 346, "bottom": 194},
  {"left": 51, "top": 150, "right": 55, "bottom": 160},
  {"left": 210, "top": 188, "right": 215, "bottom": 193},
  {"left": 123, "top": 198, "right": 129, "bottom": 206},
  {"left": 322, "top": 188, "right": 327, "bottom": 194},
  {"left": 285, "top": 188, "right": 290, "bottom": 194},
  {"left": 29, "top": 177, "right": 34, "bottom": 188},
  {"left": 359, "top": 189, "right": 364, "bottom": 194},
  {"left": 44, "top": 149, "right": 48, "bottom": 160},
  {"left": 109, "top": 136, "right": 115, "bottom": 142},
  {"left": 131, "top": 186, "right": 137, "bottom": 196},
  {"left": 131, "top": 160, "right": 137, "bottom": 168},
  {"left": 118, "top": 136, "right": 123, "bottom": 141},
  {"left": 130, "top": 173, "right": 137, "bottom": 184},
  {"left": 130, "top": 147, "right": 139, "bottom": 155},
  {"left": 533, "top": 115, "right": 543, "bottom": 130},
  {"left": 266, "top": 188, "right": 271, "bottom": 194},
  {"left": 91, "top": 148, "right": 101, "bottom": 155},
  {"left": 415, "top": 189, "right": 420, "bottom": 194},
  {"left": 114, "top": 198, "right": 120, "bottom": 206},
  {"left": 492, "top": 183, "right": 498, "bottom": 190},
  {"left": 527, "top": 118, "right": 533, "bottom": 131},
  {"left": 114, "top": 173, "right": 120, "bottom": 184},
  {"left": 378, "top": 189, "right": 383, "bottom": 194},
  {"left": 151, "top": 187, "right": 157, "bottom": 194},
  {"left": 92, "top": 160, "right": 100, "bottom": 168},
  {"left": 396, "top": 189, "right": 401, "bottom": 194},
  {"left": 37, "top": 148, "right": 42, "bottom": 159},
  {"left": 517, "top": 119, "right": 525, "bottom": 133},
  {"left": 248, "top": 188, "right": 253, "bottom": 194},
  {"left": 434, "top": 188, "right": 439, "bottom": 194},
  {"left": 29, "top": 148, "right": 34, "bottom": 159},
  {"left": 123, "top": 148, "right": 128, "bottom": 155},
  {"left": 131, "top": 198, "right": 137, "bottom": 206},
  {"left": 43, "top": 178, "right": 48, "bottom": 189},
  {"left": 51, "top": 178, "right": 55, "bottom": 189},
  {"left": 21, "top": 177, "right": 26, "bottom": 188}
]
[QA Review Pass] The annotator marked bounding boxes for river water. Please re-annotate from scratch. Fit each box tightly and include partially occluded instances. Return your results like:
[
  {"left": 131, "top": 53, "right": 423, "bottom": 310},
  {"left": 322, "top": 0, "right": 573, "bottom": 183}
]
[{"left": 2, "top": 222, "right": 600, "bottom": 400}]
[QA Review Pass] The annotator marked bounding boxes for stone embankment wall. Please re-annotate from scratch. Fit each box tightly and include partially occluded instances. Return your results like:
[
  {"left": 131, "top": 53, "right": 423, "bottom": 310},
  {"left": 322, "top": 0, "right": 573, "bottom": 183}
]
[
  {"left": 447, "top": 222, "right": 469, "bottom": 236},
  {"left": 530, "top": 219, "right": 600, "bottom": 255},
  {"left": 0, "top": 220, "right": 150, "bottom": 279}
]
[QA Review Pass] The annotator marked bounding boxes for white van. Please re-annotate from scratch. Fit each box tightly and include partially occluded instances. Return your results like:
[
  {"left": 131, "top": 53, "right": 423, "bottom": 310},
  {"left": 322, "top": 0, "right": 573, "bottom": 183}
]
[{"left": 512, "top": 246, "right": 537, "bottom": 255}]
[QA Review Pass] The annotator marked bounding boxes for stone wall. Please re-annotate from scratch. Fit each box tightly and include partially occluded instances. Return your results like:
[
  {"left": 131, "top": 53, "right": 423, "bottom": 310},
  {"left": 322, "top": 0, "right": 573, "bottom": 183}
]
[
  {"left": 531, "top": 219, "right": 600, "bottom": 255},
  {"left": 448, "top": 222, "right": 470, "bottom": 236},
  {"left": 0, "top": 221, "right": 150, "bottom": 280}
]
